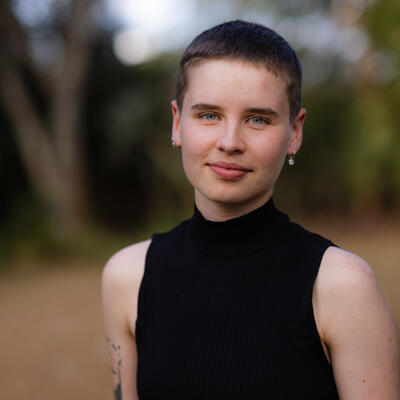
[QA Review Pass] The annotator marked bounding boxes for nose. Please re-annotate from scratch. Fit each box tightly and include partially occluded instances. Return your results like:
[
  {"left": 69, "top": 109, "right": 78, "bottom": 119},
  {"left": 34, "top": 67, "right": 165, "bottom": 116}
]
[{"left": 216, "top": 122, "right": 246, "bottom": 154}]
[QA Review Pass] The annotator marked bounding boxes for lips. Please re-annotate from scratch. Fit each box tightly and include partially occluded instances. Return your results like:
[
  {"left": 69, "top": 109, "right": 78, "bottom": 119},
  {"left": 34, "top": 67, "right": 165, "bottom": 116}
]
[{"left": 208, "top": 162, "right": 252, "bottom": 180}]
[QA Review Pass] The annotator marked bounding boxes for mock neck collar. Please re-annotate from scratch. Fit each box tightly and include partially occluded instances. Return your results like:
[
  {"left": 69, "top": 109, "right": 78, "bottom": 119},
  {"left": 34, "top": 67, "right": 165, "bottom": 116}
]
[{"left": 187, "top": 198, "right": 289, "bottom": 257}]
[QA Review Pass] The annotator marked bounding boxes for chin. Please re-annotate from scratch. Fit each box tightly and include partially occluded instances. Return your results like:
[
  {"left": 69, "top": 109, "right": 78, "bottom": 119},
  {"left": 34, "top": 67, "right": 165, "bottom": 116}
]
[{"left": 202, "top": 186, "right": 260, "bottom": 205}]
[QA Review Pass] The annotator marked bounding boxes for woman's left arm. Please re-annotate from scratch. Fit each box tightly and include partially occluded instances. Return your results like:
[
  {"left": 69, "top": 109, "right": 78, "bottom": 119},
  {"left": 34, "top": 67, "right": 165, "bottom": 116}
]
[{"left": 314, "top": 247, "right": 400, "bottom": 400}]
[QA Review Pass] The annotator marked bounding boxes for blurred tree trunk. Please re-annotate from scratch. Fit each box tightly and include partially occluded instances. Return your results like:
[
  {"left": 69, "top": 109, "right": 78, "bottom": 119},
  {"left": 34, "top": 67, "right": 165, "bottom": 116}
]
[{"left": 0, "top": 0, "right": 94, "bottom": 233}]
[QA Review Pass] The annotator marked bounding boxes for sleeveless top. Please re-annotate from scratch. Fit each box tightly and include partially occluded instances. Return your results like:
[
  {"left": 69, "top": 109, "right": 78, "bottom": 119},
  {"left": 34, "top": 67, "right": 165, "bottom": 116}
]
[{"left": 135, "top": 199, "right": 339, "bottom": 399}]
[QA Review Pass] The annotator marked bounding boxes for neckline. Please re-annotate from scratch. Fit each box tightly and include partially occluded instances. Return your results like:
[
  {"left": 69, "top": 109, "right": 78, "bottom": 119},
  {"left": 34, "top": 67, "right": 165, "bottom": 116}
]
[{"left": 187, "top": 198, "right": 290, "bottom": 257}]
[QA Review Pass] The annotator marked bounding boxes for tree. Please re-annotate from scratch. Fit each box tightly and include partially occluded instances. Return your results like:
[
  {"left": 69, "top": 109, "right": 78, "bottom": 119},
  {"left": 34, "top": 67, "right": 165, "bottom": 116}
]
[{"left": 0, "top": 0, "right": 95, "bottom": 233}]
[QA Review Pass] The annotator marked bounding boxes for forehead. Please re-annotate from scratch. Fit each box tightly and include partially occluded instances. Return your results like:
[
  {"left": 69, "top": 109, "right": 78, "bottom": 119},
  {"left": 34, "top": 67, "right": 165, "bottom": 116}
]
[{"left": 183, "top": 59, "right": 289, "bottom": 114}]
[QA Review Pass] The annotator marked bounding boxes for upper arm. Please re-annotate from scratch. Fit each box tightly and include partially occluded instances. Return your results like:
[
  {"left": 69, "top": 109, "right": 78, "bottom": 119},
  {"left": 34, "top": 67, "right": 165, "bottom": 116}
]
[
  {"left": 314, "top": 247, "right": 400, "bottom": 400},
  {"left": 102, "top": 239, "right": 150, "bottom": 400}
]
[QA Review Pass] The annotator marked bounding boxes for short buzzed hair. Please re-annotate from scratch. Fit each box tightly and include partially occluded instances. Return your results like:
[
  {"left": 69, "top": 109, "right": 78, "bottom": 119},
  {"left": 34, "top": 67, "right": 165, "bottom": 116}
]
[{"left": 176, "top": 20, "right": 302, "bottom": 124}]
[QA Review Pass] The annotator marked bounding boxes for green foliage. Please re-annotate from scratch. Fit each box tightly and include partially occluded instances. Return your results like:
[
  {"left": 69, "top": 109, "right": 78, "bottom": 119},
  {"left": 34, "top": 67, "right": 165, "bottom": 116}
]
[
  {"left": 0, "top": 196, "right": 60, "bottom": 266},
  {"left": 2, "top": 0, "right": 400, "bottom": 268},
  {"left": 0, "top": 194, "right": 138, "bottom": 269},
  {"left": 277, "top": 0, "right": 400, "bottom": 213}
]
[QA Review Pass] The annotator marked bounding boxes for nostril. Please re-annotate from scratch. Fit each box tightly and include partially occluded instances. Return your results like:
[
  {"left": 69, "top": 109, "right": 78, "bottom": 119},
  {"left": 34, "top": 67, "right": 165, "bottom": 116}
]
[{"left": 216, "top": 135, "right": 245, "bottom": 154}]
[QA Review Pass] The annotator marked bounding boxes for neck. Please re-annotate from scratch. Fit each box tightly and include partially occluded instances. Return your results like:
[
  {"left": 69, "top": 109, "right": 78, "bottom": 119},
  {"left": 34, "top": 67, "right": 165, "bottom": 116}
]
[
  {"left": 194, "top": 190, "right": 273, "bottom": 222},
  {"left": 188, "top": 195, "right": 289, "bottom": 257}
]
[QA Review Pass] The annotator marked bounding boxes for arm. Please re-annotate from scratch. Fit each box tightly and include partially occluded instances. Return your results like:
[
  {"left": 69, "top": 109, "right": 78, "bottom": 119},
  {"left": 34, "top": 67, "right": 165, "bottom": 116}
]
[
  {"left": 101, "top": 240, "right": 150, "bottom": 400},
  {"left": 314, "top": 247, "right": 400, "bottom": 400}
]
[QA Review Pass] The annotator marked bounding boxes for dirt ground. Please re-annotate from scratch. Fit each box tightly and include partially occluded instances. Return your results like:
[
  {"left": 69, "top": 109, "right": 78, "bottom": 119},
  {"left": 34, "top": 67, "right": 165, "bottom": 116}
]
[{"left": 1, "top": 220, "right": 399, "bottom": 400}]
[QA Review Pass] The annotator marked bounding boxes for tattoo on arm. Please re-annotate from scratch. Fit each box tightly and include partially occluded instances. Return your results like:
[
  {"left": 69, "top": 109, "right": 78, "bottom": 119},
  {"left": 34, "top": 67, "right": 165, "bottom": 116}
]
[
  {"left": 107, "top": 337, "right": 122, "bottom": 400},
  {"left": 113, "top": 383, "right": 121, "bottom": 400}
]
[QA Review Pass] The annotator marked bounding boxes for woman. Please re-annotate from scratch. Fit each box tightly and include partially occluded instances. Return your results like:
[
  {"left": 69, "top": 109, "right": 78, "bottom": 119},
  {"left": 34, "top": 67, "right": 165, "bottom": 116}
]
[{"left": 102, "top": 20, "right": 400, "bottom": 399}]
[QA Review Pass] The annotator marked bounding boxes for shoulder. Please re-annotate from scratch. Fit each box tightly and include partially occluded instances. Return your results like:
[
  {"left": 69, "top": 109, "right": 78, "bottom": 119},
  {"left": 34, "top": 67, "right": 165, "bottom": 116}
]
[
  {"left": 318, "top": 246, "right": 377, "bottom": 287},
  {"left": 102, "top": 239, "right": 151, "bottom": 287},
  {"left": 314, "top": 250, "right": 400, "bottom": 398},
  {"left": 285, "top": 220, "right": 333, "bottom": 251},
  {"left": 316, "top": 246, "right": 379, "bottom": 303},
  {"left": 102, "top": 239, "right": 151, "bottom": 332},
  {"left": 314, "top": 246, "right": 392, "bottom": 344}
]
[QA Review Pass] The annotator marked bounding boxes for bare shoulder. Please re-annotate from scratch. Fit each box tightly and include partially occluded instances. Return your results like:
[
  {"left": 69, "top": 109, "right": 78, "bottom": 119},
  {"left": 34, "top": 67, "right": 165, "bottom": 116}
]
[
  {"left": 314, "top": 245, "right": 397, "bottom": 351},
  {"left": 101, "top": 240, "right": 151, "bottom": 400},
  {"left": 314, "top": 246, "right": 400, "bottom": 398},
  {"left": 316, "top": 246, "right": 379, "bottom": 295},
  {"left": 102, "top": 239, "right": 151, "bottom": 288},
  {"left": 314, "top": 248, "right": 400, "bottom": 398},
  {"left": 314, "top": 246, "right": 386, "bottom": 328},
  {"left": 315, "top": 247, "right": 374, "bottom": 335},
  {"left": 102, "top": 239, "right": 151, "bottom": 334}
]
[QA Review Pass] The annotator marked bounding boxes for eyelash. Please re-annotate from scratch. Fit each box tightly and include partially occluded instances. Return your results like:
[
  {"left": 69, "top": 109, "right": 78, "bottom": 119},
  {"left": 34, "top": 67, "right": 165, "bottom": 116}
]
[
  {"left": 197, "top": 113, "right": 270, "bottom": 126},
  {"left": 247, "top": 116, "right": 269, "bottom": 125},
  {"left": 198, "top": 112, "right": 220, "bottom": 121}
]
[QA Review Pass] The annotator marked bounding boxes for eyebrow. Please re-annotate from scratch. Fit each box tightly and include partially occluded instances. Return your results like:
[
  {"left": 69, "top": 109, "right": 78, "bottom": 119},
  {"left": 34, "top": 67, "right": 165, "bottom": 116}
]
[
  {"left": 244, "top": 107, "right": 279, "bottom": 118},
  {"left": 191, "top": 103, "right": 222, "bottom": 111},
  {"left": 190, "top": 103, "right": 279, "bottom": 118}
]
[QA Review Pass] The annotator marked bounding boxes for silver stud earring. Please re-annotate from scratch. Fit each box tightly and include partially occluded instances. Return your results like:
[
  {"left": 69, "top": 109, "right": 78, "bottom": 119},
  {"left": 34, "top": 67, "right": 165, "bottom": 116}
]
[
  {"left": 288, "top": 151, "right": 295, "bottom": 166},
  {"left": 171, "top": 139, "right": 177, "bottom": 148}
]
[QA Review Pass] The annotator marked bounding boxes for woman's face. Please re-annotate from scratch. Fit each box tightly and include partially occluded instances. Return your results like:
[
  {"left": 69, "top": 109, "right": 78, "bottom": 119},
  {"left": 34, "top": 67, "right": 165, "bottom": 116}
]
[{"left": 171, "top": 59, "right": 305, "bottom": 216}]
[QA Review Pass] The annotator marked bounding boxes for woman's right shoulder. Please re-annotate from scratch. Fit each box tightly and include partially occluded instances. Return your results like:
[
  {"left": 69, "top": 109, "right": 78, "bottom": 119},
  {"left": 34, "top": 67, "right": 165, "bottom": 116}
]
[
  {"left": 102, "top": 239, "right": 152, "bottom": 289},
  {"left": 102, "top": 239, "right": 152, "bottom": 341}
]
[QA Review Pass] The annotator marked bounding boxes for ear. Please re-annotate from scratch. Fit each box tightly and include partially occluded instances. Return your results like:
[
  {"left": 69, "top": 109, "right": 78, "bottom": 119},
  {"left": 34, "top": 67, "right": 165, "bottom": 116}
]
[
  {"left": 171, "top": 100, "right": 182, "bottom": 147},
  {"left": 288, "top": 108, "right": 306, "bottom": 154}
]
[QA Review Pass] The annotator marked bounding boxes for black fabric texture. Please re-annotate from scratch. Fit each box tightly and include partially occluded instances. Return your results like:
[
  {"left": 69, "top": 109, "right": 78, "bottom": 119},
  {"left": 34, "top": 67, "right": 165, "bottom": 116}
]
[{"left": 135, "top": 198, "right": 339, "bottom": 399}]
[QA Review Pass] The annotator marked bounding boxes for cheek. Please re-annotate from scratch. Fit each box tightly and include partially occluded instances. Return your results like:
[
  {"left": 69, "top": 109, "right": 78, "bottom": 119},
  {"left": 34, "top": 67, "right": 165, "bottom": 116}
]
[
  {"left": 179, "top": 123, "right": 206, "bottom": 178},
  {"left": 251, "top": 134, "right": 290, "bottom": 171},
  {"left": 180, "top": 120, "right": 213, "bottom": 159}
]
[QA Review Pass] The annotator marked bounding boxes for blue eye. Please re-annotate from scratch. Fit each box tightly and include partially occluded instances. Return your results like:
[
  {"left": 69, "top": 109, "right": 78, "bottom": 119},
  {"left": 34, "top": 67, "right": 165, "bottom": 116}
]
[
  {"left": 249, "top": 116, "right": 267, "bottom": 125},
  {"left": 200, "top": 113, "right": 219, "bottom": 121}
]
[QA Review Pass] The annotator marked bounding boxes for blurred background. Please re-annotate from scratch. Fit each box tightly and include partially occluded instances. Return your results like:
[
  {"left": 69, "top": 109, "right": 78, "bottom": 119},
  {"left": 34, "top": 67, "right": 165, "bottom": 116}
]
[{"left": 0, "top": 0, "right": 399, "bottom": 398}]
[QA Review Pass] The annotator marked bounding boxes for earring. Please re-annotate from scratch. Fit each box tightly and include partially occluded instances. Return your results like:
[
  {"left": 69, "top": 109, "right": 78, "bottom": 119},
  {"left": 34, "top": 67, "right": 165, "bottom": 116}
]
[
  {"left": 288, "top": 151, "right": 295, "bottom": 166},
  {"left": 171, "top": 139, "right": 177, "bottom": 148}
]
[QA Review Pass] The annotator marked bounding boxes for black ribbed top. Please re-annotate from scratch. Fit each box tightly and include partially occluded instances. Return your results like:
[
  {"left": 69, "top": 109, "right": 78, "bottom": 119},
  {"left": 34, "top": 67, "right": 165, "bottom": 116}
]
[
  {"left": 188, "top": 199, "right": 289, "bottom": 257},
  {"left": 136, "top": 199, "right": 339, "bottom": 399}
]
